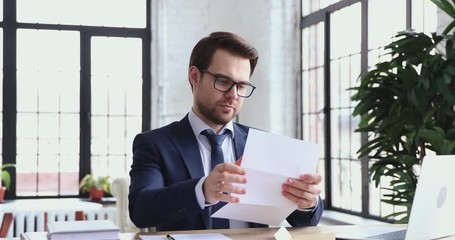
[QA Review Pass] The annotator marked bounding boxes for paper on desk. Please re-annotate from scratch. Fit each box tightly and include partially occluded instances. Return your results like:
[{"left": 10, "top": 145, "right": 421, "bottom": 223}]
[
  {"left": 139, "top": 233, "right": 231, "bottom": 240},
  {"left": 212, "top": 129, "right": 320, "bottom": 226},
  {"left": 274, "top": 226, "right": 336, "bottom": 240}
]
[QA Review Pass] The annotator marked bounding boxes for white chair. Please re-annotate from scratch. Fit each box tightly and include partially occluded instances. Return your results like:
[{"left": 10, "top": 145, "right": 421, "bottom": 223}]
[{"left": 110, "top": 177, "right": 140, "bottom": 233}]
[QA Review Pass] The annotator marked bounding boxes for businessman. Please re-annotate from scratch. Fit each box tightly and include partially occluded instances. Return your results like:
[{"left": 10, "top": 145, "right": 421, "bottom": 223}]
[{"left": 129, "top": 31, "right": 323, "bottom": 231}]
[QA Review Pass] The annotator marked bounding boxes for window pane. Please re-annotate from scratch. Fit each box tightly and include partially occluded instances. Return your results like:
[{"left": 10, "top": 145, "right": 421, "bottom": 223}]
[
  {"left": 331, "top": 158, "right": 362, "bottom": 211},
  {"left": 369, "top": 0, "right": 406, "bottom": 50},
  {"left": 17, "top": 0, "right": 146, "bottom": 28},
  {"left": 329, "top": 3, "right": 363, "bottom": 213},
  {"left": 302, "top": 0, "right": 437, "bottom": 220},
  {"left": 302, "top": 22, "right": 326, "bottom": 200},
  {"left": 302, "top": 0, "right": 342, "bottom": 16},
  {"left": 331, "top": 6, "right": 361, "bottom": 59},
  {"left": 91, "top": 37, "right": 142, "bottom": 178},
  {"left": 16, "top": 29, "right": 80, "bottom": 196},
  {"left": 412, "top": 0, "right": 437, "bottom": 33}
]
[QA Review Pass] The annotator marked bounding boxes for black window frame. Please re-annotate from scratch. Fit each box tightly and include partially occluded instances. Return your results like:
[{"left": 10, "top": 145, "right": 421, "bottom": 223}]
[
  {"left": 1, "top": 0, "right": 151, "bottom": 199},
  {"left": 300, "top": 0, "right": 413, "bottom": 221}
]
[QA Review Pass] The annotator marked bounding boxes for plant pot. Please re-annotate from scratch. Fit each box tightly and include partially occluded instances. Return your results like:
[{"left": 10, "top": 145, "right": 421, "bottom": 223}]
[
  {"left": 89, "top": 187, "right": 104, "bottom": 201},
  {"left": 0, "top": 186, "right": 6, "bottom": 203}
]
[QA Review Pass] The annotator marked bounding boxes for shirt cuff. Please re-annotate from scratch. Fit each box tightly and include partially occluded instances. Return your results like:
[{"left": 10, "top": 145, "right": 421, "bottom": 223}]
[
  {"left": 195, "top": 176, "right": 218, "bottom": 209},
  {"left": 297, "top": 197, "right": 319, "bottom": 212}
]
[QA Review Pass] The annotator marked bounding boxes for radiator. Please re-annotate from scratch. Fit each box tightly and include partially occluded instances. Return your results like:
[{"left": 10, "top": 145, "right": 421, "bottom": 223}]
[{"left": 4, "top": 206, "right": 117, "bottom": 238}]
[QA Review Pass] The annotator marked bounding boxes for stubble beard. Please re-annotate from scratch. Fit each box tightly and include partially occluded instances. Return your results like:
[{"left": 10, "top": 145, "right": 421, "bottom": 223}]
[{"left": 197, "top": 100, "right": 236, "bottom": 126}]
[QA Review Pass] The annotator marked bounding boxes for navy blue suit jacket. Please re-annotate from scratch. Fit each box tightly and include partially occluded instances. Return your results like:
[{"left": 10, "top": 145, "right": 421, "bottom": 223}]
[{"left": 128, "top": 115, "right": 323, "bottom": 231}]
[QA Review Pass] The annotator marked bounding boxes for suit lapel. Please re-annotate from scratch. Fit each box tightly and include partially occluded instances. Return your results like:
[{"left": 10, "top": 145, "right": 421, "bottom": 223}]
[
  {"left": 170, "top": 118, "right": 249, "bottom": 177},
  {"left": 233, "top": 123, "right": 248, "bottom": 160},
  {"left": 169, "top": 116, "right": 211, "bottom": 228},
  {"left": 170, "top": 118, "right": 250, "bottom": 229},
  {"left": 170, "top": 116, "right": 205, "bottom": 179}
]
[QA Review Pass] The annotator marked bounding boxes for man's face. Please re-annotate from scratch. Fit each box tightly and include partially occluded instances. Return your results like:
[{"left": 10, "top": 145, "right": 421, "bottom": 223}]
[{"left": 190, "top": 49, "right": 251, "bottom": 131}]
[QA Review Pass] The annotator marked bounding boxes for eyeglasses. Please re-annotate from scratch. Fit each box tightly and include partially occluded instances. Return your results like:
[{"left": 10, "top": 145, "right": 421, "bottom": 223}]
[{"left": 200, "top": 70, "right": 256, "bottom": 98}]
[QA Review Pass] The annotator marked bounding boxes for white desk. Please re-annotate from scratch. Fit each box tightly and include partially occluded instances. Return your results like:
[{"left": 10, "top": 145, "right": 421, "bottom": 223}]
[{"left": 13, "top": 224, "right": 455, "bottom": 240}]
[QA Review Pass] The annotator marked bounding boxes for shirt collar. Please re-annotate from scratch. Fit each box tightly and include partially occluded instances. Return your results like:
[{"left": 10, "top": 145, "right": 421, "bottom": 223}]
[{"left": 188, "top": 108, "right": 235, "bottom": 138}]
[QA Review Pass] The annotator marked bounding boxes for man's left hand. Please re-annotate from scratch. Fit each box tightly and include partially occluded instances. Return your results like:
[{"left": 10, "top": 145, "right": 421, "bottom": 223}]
[{"left": 282, "top": 173, "right": 322, "bottom": 209}]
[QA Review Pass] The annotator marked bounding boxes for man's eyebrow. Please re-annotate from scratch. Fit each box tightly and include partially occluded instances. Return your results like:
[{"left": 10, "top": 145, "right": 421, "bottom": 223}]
[{"left": 214, "top": 73, "right": 250, "bottom": 84}]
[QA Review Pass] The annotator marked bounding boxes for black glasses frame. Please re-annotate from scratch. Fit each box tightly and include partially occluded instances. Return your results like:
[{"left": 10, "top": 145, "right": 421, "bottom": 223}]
[{"left": 200, "top": 70, "right": 256, "bottom": 98}]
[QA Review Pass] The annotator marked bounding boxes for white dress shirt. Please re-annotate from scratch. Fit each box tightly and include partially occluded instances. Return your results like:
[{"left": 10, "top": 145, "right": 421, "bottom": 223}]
[{"left": 188, "top": 109, "right": 248, "bottom": 228}]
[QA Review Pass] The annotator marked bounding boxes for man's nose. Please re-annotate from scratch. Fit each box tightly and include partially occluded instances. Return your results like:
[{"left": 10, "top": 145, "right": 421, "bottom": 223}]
[{"left": 224, "top": 85, "right": 239, "bottom": 99}]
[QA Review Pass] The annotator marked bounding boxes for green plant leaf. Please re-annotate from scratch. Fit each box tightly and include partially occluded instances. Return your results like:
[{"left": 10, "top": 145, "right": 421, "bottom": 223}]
[
  {"left": 79, "top": 174, "right": 111, "bottom": 194},
  {"left": 1, "top": 163, "right": 15, "bottom": 190},
  {"left": 431, "top": 0, "right": 455, "bottom": 34},
  {"left": 352, "top": 1, "right": 455, "bottom": 222},
  {"left": 2, "top": 171, "right": 11, "bottom": 190}
]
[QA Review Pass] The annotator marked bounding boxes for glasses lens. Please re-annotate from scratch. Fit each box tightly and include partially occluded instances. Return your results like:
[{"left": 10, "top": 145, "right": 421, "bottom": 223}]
[
  {"left": 212, "top": 75, "right": 255, "bottom": 98},
  {"left": 214, "top": 77, "right": 232, "bottom": 92},
  {"left": 236, "top": 84, "right": 253, "bottom": 97}
]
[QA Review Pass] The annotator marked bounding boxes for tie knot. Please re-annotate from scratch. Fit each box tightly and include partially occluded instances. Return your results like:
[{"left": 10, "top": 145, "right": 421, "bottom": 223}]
[{"left": 202, "top": 130, "right": 229, "bottom": 147}]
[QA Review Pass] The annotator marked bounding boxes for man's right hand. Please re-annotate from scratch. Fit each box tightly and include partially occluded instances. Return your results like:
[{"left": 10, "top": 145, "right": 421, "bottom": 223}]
[{"left": 202, "top": 163, "right": 247, "bottom": 204}]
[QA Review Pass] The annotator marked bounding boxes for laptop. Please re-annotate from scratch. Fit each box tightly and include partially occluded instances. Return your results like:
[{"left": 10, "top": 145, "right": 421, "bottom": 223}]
[{"left": 336, "top": 155, "right": 455, "bottom": 240}]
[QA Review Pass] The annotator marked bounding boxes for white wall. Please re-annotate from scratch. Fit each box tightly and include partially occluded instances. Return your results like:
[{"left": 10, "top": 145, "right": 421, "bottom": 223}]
[{"left": 150, "top": 0, "right": 301, "bottom": 137}]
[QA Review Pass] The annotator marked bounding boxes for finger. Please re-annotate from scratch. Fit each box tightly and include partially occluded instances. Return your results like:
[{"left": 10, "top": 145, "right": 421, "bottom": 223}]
[
  {"left": 283, "top": 181, "right": 311, "bottom": 197},
  {"left": 283, "top": 178, "right": 321, "bottom": 198},
  {"left": 281, "top": 187, "right": 317, "bottom": 208},
  {"left": 284, "top": 178, "right": 315, "bottom": 193},
  {"left": 217, "top": 192, "right": 241, "bottom": 203},
  {"left": 204, "top": 177, "right": 246, "bottom": 203},
  {"left": 299, "top": 173, "right": 322, "bottom": 184},
  {"left": 214, "top": 163, "right": 246, "bottom": 175},
  {"left": 211, "top": 182, "right": 245, "bottom": 204},
  {"left": 204, "top": 165, "right": 247, "bottom": 203},
  {"left": 217, "top": 182, "right": 246, "bottom": 195},
  {"left": 215, "top": 170, "right": 247, "bottom": 185},
  {"left": 216, "top": 182, "right": 223, "bottom": 192},
  {"left": 286, "top": 176, "right": 319, "bottom": 194}
]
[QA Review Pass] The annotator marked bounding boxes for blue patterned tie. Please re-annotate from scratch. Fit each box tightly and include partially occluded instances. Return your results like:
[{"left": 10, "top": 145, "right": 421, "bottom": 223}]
[{"left": 201, "top": 129, "right": 230, "bottom": 229}]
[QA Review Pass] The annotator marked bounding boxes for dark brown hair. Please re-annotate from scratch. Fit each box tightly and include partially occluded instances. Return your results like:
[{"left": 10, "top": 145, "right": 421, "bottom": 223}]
[{"left": 189, "top": 32, "right": 259, "bottom": 76}]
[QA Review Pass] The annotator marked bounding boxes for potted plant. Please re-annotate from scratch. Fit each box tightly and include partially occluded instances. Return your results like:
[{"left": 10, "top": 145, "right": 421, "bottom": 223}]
[
  {"left": 350, "top": 0, "right": 455, "bottom": 222},
  {"left": 79, "top": 174, "right": 111, "bottom": 201},
  {"left": 0, "top": 163, "right": 15, "bottom": 202}
]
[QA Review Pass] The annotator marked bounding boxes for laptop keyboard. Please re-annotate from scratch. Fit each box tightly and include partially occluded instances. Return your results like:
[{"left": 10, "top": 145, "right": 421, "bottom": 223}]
[{"left": 366, "top": 229, "right": 407, "bottom": 240}]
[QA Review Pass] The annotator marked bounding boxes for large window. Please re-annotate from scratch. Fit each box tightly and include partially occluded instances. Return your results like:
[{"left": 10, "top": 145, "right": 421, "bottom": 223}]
[
  {"left": 301, "top": 0, "right": 436, "bottom": 220},
  {"left": 16, "top": 29, "right": 81, "bottom": 196},
  {"left": 90, "top": 37, "right": 143, "bottom": 178},
  {"left": 1, "top": 0, "right": 151, "bottom": 198}
]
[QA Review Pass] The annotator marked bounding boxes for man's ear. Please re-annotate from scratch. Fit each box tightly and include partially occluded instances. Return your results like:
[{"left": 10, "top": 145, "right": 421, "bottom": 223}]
[{"left": 188, "top": 66, "right": 200, "bottom": 87}]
